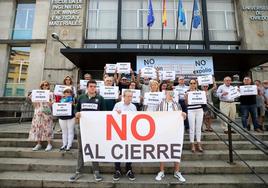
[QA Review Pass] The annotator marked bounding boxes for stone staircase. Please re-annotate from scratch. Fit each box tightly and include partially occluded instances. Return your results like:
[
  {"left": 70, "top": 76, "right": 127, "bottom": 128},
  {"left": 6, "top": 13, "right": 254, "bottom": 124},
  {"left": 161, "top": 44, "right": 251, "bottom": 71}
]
[{"left": 0, "top": 121, "right": 267, "bottom": 188}]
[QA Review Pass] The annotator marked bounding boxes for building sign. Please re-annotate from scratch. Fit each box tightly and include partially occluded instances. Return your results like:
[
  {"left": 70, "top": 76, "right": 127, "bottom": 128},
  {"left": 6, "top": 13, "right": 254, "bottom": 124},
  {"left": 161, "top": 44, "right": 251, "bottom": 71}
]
[
  {"left": 49, "top": 0, "right": 83, "bottom": 26},
  {"left": 242, "top": 6, "right": 268, "bottom": 21},
  {"left": 137, "top": 56, "right": 214, "bottom": 76}
]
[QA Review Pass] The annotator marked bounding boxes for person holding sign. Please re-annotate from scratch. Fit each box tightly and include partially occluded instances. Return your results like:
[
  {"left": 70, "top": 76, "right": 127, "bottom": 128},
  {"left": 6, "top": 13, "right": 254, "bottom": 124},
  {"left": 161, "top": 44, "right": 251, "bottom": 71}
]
[
  {"left": 185, "top": 79, "right": 204, "bottom": 153},
  {"left": 201, "top": 79, "right": 217, "bottom": 132},
  {"left": 102, "top": 77, "right": 117, "bottom": 111},
  {"left": 216, "top": 76, "right": 237, "bottom": 134},
  {"left": 175, "top": 76, "right": 189, "bottom": 132},
  {"left": 143, "top": 80, "right": 160, "bottom": 111},
  {"left": 69, "top": 80, "right": 106, "bottom": 182},
  {"left": 112, "top": 90, "right": 137, "bottom": 181},
  {"left": 239, "top": 77, "right": 262, "bottom": 132},
  {"left": 58, "top": 87, "right": 76, "bottom": 151},
  {"left": 155, "top": 89, "right": 186, "bottom": 182},
  {"left": 29, "top": 81, "right": 54, "bottom": 152}
]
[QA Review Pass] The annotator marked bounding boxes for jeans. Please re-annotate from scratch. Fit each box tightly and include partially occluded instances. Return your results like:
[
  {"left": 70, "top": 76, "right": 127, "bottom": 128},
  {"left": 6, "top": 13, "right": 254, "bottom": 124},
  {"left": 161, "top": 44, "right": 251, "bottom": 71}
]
[
  {"left": 179, "top": 100, "right": 189, "bottom": 130},
  {"left": 59, "top": 118, "right": 75, "bottom": 148},
  {"left": 75, "top": 125, "right": 100, "bottom": 173},
  {"left": 240, "top": 104, "right": 260, "bottom": 130}
]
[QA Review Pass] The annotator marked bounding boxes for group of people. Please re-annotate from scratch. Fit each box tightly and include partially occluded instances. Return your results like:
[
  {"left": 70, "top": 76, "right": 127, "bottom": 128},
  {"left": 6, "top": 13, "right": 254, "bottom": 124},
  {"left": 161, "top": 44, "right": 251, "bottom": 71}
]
[{"left": 27, "top": 67, "right": 268, "bottom": 183}]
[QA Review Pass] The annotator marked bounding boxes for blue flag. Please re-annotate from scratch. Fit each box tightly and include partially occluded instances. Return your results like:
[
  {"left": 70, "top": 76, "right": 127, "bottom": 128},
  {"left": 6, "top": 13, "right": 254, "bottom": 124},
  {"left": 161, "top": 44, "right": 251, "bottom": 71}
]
[
  {"left": 193, "top": 0, "right": 201, "bottom": 28},
  {"left": 178, "top": 0, "right": 186, "bottom": 25},
  {"left": 147, "top": 0, "right": 155, "bottom": 27}
]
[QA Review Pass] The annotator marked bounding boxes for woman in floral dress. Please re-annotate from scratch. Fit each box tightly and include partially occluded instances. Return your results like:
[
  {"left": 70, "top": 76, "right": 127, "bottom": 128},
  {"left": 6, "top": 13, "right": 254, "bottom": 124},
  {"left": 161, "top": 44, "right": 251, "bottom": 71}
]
[{"left": 29, "top": 80, "right": 54, "bottom": 151}]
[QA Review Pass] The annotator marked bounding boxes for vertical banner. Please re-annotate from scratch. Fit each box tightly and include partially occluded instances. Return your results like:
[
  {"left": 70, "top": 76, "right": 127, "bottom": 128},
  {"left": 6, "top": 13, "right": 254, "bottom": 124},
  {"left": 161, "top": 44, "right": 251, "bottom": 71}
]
[{"left": 80, "top": 111, "right": 184, "bottom": 162}]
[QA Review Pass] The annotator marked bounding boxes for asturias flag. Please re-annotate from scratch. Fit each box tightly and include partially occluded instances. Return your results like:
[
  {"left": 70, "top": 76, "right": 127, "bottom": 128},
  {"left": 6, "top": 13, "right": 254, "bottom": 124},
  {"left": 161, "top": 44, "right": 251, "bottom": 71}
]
[
  {"left": 193, "top": 0, "right": 201, "bottom": 28},
  {"left": 162, "top": 0, "right": 167, "bottom": 27},
  {"left": 178, "top": 0, "right": 186, "bottom": 25},
  {"left": 147, "top": 0, "right": 155, "bottom": 27}
]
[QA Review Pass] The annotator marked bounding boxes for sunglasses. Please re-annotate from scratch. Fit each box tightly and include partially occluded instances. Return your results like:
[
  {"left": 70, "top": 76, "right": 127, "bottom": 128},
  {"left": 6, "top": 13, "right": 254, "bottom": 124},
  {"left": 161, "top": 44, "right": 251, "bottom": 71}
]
[{"left": 42, "top": 84, "right": 49, "bottom": 87}]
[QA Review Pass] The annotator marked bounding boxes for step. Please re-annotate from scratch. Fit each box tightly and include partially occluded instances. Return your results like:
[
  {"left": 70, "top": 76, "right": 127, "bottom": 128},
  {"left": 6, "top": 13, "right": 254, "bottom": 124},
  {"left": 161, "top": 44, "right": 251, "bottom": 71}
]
[
  {"left": 0, "top": 138, "right": 264, "bottom": 150},
  {"left": 0, "top": 147, "right": 267, "bottom": 161},
  {"left": 0, "top": 131, "right": 267, "bottom": 141},
  {"left": 0, "top": 171, "right": 267, "bottom": 188},
  {"left": 0, "top": 158, "right": 267, "bottom": 174}
]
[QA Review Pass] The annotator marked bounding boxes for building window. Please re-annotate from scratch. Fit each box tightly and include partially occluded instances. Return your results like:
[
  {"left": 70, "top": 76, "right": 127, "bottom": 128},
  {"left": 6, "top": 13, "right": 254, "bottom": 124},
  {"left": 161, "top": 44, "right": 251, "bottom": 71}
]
[
  {"left": 87, "top": 0, "right": 118, "bottom": 40},
  {"left": 4, "top": 47, "right": 30, "bottom": 97},
  {"left": 12, "top": 1, "right": 36, "bottom": 39},
  {"left": 207, "top": 0, "right": 238, "bottom": 41},
  {"left": 121, "top": 0, "right": 203, "bottom": 40}
]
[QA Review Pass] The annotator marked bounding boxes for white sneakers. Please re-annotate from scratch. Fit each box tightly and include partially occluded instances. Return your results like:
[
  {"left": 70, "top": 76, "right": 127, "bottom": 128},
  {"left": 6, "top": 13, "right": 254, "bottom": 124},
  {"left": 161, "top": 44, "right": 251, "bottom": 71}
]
[
  {"left": 155, "top": 171, "right": 165, "bottom": 181},
  {"left": 155, "top": 171, "right": 186, "bottom": 182},
  {"left": 174, "top": 171, "right": 186, "bottom": 182},
  {"left": 45, "top": 144, "right": 52, "bottom": 151},
  {"left": 32, "top": 144, "right": 52, "bottom": 151},
  {"left": 32, "top": 144, "right": 42, "bottom": 151}
]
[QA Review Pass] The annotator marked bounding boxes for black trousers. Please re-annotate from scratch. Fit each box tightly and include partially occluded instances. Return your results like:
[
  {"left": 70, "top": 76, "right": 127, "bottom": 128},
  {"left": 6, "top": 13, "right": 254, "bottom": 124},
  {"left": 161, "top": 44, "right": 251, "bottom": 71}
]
[{"left": 115, "top": 162, "right": 132, "bottom": 172}]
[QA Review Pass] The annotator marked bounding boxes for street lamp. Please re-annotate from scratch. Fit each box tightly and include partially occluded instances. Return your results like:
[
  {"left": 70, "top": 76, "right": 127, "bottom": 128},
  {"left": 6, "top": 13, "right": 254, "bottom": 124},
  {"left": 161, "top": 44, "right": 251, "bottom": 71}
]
[{"left": 51, "top": 33, "right": 70, "bottom": 48}]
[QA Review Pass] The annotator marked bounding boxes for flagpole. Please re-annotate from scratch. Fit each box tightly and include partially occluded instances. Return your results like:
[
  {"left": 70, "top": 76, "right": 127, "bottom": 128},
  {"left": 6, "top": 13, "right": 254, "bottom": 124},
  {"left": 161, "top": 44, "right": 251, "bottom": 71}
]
[
  {"left": 161, "top": 0, "right": 164, "bottom": 49},
  {"left": 147, "top": 26, "right": 151, "bottom": 49},
  {"left": 188, "top": 0, "right": 195, "bottom": 50},
  {"left": 175, "top": 12, "right": 179, "bottom": 49}
]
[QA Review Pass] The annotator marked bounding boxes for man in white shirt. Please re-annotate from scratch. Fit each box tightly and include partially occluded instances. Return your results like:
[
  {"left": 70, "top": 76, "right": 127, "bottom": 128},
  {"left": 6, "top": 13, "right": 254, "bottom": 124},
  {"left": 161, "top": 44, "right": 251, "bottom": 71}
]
[
  {"left": 175, "top": 76, "right": 189, "bottom": 131},
  {"left": 112, "top": 90, "right": 136, "bottom": 181},
  {"left": 216, "top": 76, "right": 237, "bottom": 134}
]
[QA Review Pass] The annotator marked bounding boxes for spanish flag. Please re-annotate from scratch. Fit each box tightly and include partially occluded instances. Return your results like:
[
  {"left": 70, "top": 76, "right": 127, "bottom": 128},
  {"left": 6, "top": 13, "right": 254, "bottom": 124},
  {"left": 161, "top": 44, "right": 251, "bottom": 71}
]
[{"left": 162, "top": 0, "right": 167, "bottom": 27}]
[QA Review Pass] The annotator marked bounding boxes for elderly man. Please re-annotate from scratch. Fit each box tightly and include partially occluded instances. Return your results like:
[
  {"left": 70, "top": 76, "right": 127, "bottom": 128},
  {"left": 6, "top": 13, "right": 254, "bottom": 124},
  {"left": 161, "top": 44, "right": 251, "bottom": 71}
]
[
  {"left": 216, "top": 76, "right": 237, "bottom": 134},
  {"left": 240, "top": 77, "right": 262, "bottom": 132}
]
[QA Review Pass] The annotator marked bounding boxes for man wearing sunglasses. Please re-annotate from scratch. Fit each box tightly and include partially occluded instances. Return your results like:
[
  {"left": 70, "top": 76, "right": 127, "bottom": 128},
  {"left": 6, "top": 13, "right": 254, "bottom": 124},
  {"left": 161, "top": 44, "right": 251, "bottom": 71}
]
[{"left": 69, "top": 80, "right": 106, "bottom": 182}]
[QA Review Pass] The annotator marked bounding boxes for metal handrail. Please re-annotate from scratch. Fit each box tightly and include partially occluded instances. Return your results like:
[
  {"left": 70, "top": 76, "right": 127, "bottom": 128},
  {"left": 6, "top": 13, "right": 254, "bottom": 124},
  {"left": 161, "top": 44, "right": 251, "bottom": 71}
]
[
  {"left": 207, "top": 103, "right": 268, "bottom": 154},
  {"left": 207, "top": 103, "right": 268, "bottom": 185}
]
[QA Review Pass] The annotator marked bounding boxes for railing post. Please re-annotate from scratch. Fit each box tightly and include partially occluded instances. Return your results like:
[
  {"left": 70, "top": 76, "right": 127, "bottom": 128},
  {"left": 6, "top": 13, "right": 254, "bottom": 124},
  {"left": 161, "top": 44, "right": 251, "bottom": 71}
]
[{"left": 227, "top": 123, "right": 234, "bottom": 164}]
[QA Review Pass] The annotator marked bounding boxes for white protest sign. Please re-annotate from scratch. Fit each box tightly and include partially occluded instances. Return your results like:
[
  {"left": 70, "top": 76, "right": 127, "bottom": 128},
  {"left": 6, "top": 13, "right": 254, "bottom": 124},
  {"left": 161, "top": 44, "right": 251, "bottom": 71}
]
[
  {"left": 52, "top": 103, "right": 72, "bottom": 116},
  {"left": 174, "top": 86, "right": 188, "bottom": 99},
  {"left": 227, "top": 87, "right": 240, "bottom": 100},
  {"left": 116, "top": 62, "right": 131, "bottom": 74},
  {"left": 31, "top": 90, "right": 50, "bottom": 102},
  {"left": 122, "top": 89, "right": 141, "bottom": 103},
  {"left": 96, "top": 80, "right": 105, "bottom": 91},
  {"left": 80, "top": 111, "right": 184, "bottom": 162},
  {"left": 187, "top": 91, "right": 207, "bottom": 105},
  {"left": 197, "top": 75, "right": 213, "bottom": 86},
  {"left": 239, "top": 85, "right": 257, "bottom": 96},
  {"left": 79, "top": 80, "right": 88, "bottom": 90},
  {"left": 54, "top": 85, "right": 66, "bottom": 96},
  {"left": 106, "top": 64, "right": 117, "bottom": 74},
  {"left": 99, "top": 86, "right": 119, "bottom": 99},
  {"left": 144, "top": 92, "right": 162, "bottom": 105},
  {"left": 141, "top": 67, "right": 157, "bottom": 79},
  {"left": 162, "top": 71, "right": 176, "bottom": 81}
]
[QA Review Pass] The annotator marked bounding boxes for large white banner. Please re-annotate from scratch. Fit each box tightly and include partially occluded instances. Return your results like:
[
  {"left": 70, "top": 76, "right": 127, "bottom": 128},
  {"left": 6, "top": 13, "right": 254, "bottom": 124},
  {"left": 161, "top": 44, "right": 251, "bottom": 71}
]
[
  {"left": 137, "top": 56, "right": 214, "bottom": 75},
  {"left": 80, "top": 111, "right": 184, "bottom": 162}
]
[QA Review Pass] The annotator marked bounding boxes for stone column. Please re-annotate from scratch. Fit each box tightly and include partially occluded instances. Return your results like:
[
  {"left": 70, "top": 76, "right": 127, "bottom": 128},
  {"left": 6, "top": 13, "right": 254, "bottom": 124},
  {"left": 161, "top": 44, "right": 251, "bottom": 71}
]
[
  {"left": 235, "top": 0, "right": 268, "bottom": 50},
  {"left": 43, "top": 0, "right": 87, "bottom": 88},
  {"left": 0, "top": 0, "right": 16, "bottom": 96},
  {"left": 25, "top": 0, "right": 50, "bottom": 94}
]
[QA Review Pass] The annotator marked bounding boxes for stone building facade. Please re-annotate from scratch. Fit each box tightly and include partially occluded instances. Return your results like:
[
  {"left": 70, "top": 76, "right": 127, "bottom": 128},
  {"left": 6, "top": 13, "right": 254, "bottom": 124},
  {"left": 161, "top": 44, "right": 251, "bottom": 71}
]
[{"left": 0, "top": 0, "right": 267, "bottom": 97}]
